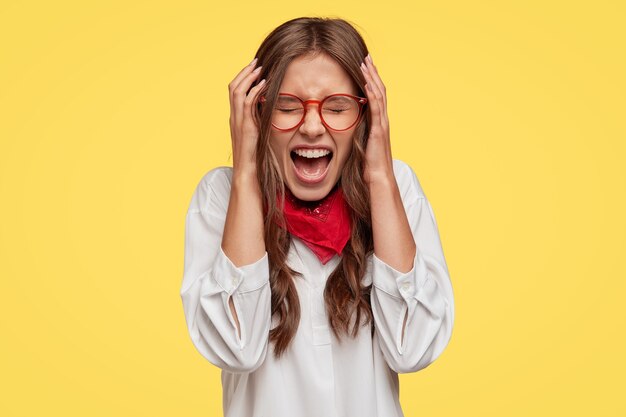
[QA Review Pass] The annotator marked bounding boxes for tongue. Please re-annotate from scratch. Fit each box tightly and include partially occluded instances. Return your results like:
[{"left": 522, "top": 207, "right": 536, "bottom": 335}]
[{"left": 293, "top": 154, "right": 331, "bottom": 178}]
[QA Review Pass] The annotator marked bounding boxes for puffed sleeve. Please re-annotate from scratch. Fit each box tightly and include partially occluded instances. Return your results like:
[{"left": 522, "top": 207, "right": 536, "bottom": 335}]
[
  {"left": 180, "top": 167, "right": 272, "bottom": 373},
  {"left": 371, "top": 160, "right": 455, "bottom": 374}
]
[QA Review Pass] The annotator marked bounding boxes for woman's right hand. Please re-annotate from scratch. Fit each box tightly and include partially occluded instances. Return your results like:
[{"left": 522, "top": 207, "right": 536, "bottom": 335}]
[{"left": 228, "top": 58, "right": 266, "bottom": 176}]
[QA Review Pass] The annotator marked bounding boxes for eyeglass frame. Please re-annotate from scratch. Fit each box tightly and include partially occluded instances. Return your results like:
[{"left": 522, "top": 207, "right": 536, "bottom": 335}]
[{"left": 259, "top": 92, "right": 368, "bottom": 132}]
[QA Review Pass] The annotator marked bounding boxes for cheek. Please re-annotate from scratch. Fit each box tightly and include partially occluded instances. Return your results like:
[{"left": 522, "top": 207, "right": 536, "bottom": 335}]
[
  {"left": 336, "top": 136, "right": 355, "bottom": 164},
  {"left": 268, "top": 136, "right": 290, "bottom": 172}
]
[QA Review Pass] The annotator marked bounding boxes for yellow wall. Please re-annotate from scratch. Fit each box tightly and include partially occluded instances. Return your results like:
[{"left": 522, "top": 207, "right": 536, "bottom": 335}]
[{"left": 1, "top": 1, "right": 624, "bottom": 416}]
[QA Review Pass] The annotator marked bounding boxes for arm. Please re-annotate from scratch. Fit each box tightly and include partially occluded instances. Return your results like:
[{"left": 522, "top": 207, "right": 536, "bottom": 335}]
[
  {"left": 222, "top": 57, "right": 267, "bottom": 339},
  {"left": 360, "top": 54, "right": 454, "bottom": 374},
  {"left": 368, "top": 167, "right": 415, "bottom": 346},
  {"left": 370, "top": 161, "right": 455, "bottom": 374},
  {"left": 222, "top": 167, "right": 266, "bottom": 338},
  {"left": 180, "top": 169, "right": 271, "bottom": 373},
  {"left": 182, "top": 59, "right": 271, "bottom": 371}
]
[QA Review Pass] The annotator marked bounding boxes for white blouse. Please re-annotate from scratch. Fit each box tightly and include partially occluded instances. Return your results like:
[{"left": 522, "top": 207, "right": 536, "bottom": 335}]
[{"left": 180, "top": 159, "right": 454, "bottom": 417}]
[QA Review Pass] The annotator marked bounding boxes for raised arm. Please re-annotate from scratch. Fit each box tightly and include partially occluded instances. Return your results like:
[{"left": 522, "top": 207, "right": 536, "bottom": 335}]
[
  {"left": 180, "top": 169, "right": 271, "bottom": 373},
  {"left": 369, "top": 161, "right": 454, "bottom": 373},
  {"left": 222, "top": 56, "right": 266, "bottom": 269},
  {"left": 180, "top": 58, "right": 271, "bottom": 373},
  {"left": 360, "top": 54, "right": 454, "bottom": 374}
]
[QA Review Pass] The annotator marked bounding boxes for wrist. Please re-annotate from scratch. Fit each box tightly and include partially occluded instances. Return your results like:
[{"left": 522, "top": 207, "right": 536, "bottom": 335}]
[
  {"left": 232, "top": 166, "right": 260, "bottom": 193},
  {"left": 366, "top": 168, "right": 396, "bottom": 190}
]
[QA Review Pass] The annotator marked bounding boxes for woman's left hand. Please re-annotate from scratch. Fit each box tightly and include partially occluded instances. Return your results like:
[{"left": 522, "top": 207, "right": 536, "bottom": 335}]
[{"left": 360, "top": 54, "right": 394, "bottom": 186}]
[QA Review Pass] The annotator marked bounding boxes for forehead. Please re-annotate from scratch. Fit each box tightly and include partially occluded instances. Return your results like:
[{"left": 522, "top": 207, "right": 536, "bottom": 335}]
[{"left": 279, "top": 53, "right": 357, "bottom": 97}]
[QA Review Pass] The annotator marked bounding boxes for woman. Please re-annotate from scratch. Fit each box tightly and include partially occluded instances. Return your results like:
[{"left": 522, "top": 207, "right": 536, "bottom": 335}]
[{"left": 180, "top": 17, "right": 454, "bottom": 417}]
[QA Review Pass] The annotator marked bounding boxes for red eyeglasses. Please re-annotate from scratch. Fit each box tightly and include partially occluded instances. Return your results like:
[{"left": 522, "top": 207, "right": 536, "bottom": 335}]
[{"left": 259, "top": 93, "right": 368, "bottom": 131}]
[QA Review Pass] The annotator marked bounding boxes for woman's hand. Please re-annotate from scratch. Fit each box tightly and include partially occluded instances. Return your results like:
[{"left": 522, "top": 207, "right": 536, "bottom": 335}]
[
  {"left": 228, "top": 58, "right": 266, "bottom": 176},
  {"left": 360, "top": 54, "right": 394, "bottom": 186}
]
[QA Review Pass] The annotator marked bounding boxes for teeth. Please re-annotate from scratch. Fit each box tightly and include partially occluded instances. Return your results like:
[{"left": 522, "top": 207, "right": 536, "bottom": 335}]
[{"left": 293, "top": 148, "right": 331, "bottom": 159}]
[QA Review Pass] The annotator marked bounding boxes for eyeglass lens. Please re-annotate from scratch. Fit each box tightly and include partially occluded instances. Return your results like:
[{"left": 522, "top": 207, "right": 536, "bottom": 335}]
[{"left": 272, "top": 95, "right": 360, "bottom": 130}]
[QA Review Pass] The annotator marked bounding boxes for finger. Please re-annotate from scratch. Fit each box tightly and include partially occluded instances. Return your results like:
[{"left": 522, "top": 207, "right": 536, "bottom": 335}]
[
  {"left": 360, "top": 62, "right": 383, "bottom": 129},
  {"left": 244, "top": 78, "right": 267, "bottom": 127},
  {"left": 229, "top": 58, "right": 259, "bottom": 104},
  {"left": 362, "top": 61, "right": 388, "bottom": 131},
  {"left": 364, "top": 55, "right": 387, "bottom": 118},
  {"left": 233, "top": 65, "right": 263, "bottom": 129},
  {"left": 233, "top": 64, "right": 262, "bottom": 104},
  {"left": 229, "top": 59, "right": 259, "bottom": 131}
]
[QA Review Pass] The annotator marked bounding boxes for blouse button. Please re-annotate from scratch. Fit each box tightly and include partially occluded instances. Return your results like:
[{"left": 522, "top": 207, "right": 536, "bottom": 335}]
[
  {"left": 232, "top": 277, "right": 239, "bottom": 286},
  {"left": 401, "top": 282, "right": 411, "bottom": 291}
]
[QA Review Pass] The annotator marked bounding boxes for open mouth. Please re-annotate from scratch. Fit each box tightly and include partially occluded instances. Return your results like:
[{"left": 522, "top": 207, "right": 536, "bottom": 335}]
[{"left": 290, "top": 149, "right": 333, "bottom": 182}]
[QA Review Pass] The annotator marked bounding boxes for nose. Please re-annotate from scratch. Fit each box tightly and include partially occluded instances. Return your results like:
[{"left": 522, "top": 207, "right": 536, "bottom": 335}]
[{"left": 298, "top": 103, "right": 326, "bottom": 138}]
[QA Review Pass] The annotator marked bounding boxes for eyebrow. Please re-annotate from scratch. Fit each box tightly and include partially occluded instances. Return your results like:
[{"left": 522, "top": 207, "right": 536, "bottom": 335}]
[{"left": 278, "top": 92, "right": 355, "bottom": 100}]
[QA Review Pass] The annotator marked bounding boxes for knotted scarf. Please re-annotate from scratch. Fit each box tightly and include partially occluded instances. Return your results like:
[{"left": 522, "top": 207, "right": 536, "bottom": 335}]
[{"left": 275, "top": 184, "right": 352, "bottom": 264}]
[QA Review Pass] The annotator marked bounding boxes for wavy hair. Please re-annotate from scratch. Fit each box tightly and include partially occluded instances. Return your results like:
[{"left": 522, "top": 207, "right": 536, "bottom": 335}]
[{"left": 250, "top": 17, "right": 374, "bottom": 359}]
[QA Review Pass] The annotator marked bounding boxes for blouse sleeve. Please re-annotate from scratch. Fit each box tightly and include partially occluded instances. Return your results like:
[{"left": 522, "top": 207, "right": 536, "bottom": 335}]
[
  {"left": 179, "top": 168, "right": 272, "bottom": 373},
  {"left": 370, "top": 160, "right": 455, "bottom": 374}
]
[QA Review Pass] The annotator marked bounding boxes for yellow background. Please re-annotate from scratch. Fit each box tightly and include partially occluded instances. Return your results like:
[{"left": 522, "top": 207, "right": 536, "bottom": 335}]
[{"left": 1, "top": 1, "right": 624, "bottom": 416}]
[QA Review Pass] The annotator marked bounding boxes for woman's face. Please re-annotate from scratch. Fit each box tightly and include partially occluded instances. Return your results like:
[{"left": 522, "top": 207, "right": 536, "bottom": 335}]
[{"left": 269, "top": 52, "right": 359, "bottom": 202}]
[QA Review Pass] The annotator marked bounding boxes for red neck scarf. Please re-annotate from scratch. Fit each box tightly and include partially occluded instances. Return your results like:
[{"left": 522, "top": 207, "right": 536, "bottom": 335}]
[{"left": 275, "top": 184, "right": 352, "bottom": 264}]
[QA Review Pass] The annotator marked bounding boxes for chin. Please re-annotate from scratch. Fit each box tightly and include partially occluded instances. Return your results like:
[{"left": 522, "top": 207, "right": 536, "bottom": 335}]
[{"left": 286, "top": 179, "right": 337, "bottom": 202}]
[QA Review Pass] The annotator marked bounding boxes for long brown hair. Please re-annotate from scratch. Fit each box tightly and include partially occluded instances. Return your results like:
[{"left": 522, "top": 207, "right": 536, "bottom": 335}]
[{"left": 251, "top": 17, "right": 374, "bottom": 359}]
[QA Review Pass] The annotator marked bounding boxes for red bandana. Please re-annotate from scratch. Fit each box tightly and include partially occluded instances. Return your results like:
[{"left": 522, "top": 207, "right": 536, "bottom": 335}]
[{"left": 275, "top": 184, "right": 352, "bottom": 264}]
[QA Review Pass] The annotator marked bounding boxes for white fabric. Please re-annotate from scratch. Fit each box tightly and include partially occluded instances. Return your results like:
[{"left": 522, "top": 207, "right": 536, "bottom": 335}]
[{"left": 180, "top": 159, "right": 455, "bottom": 417}]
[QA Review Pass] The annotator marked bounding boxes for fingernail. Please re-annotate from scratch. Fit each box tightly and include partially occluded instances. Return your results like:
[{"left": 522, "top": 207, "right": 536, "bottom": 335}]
[
  {"left": 367, "top": 54, "right": 372, "bottom": 62},
  {"left": 253, "top": 66, "right": 262, "bottom": 73},
  {"left": 250, "top": 57, "right": 258, "bottom": 65},
  {"left": 259, "top": 79, "right": 266, "bottom": 85},
  {"left": 360, "top": 62, "right": 367, "bottom": 71}
]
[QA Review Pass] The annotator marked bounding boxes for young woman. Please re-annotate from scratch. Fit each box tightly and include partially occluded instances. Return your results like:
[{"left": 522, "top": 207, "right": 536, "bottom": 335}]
[{"left": 180, "top": 17, "right": 455, "bottom": 417}]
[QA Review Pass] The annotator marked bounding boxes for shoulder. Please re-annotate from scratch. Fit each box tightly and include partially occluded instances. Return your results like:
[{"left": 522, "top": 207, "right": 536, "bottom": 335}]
[
  {"left": 392, "top": 159, "right": 426, "bottom": 204},
  {"left": 187, "top": 166, "right": 233, "bottom": 214}
]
